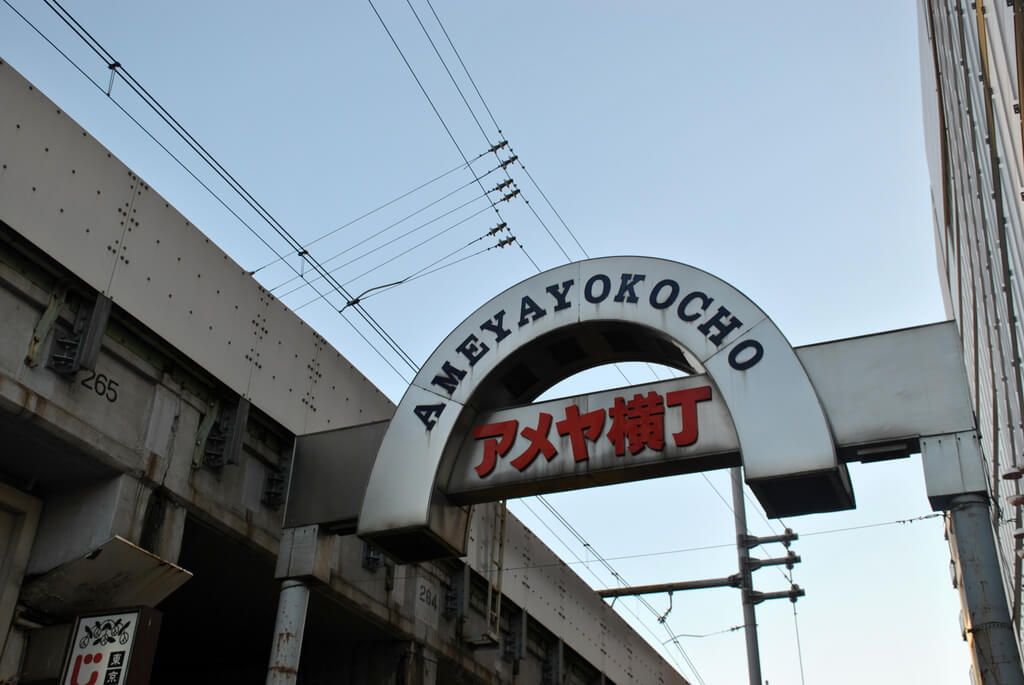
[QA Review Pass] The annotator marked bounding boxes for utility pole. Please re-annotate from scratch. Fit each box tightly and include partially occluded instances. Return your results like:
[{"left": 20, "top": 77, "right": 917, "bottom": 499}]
[
  {"left": 732, "top": 467, "right": 763, "bottom": 685},
  {"left": 597, "top": 467, "right": 803, "bottom": 684}
]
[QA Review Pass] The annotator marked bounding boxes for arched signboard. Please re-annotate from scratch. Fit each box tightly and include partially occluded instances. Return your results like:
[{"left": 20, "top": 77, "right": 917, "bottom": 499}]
[{"left": 358, "top": 258, "right": 852, "bottom": 562}]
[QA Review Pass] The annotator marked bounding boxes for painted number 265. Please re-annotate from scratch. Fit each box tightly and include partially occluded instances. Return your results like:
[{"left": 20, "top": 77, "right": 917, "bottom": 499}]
[{"left": 79, "top": 370, "right": 119, "bottom": 403}]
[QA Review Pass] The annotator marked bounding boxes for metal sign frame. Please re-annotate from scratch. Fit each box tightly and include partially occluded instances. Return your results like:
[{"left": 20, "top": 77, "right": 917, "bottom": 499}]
[{"left": 357, "top": 257, "right": 850, "bottom": 562}]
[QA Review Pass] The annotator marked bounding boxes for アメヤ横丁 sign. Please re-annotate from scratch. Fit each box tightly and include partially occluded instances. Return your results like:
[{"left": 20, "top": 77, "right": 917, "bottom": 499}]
[
  {"left": 358, "top": 257, "right": 850, "bottom": 563},
  {"left": 448, "top": 375, "right": 739, "bottom": 502}
]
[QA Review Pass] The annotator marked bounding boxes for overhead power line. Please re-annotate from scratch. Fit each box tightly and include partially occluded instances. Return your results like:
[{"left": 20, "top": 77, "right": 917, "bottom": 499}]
[
  {"left": 249, "top": 150, "right": 492, "bottom": 275},
  {"left": 29, "top": 0, "right": 421, "bottom": 377},
  {"left": 270, "top": 190, "right": 494, "bottom": 296},
  {"left": 367, "top": 0, "right": 544, "bottom": 279},
  {"left": 533, "top": 495, "right": 707, "bottom": 684},
  {"left": 420, "top": 0, "right": 590, "bottom": 259}
]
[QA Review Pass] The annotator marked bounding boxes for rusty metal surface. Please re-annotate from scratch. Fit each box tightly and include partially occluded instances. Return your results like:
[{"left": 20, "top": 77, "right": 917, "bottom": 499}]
[{"left": 20, "top": 536, "right": 191, "bottom": 618}]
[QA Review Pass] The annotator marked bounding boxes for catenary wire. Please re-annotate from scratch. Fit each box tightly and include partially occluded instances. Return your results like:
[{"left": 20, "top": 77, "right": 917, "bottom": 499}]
[
  {"left": 38, "top": 0, "right": 419, "bottom": 370},
  {"left": 403, "top": 3, "right": 661, "bottom": 379},
  {"left": 340, "top": 207, "right": 495, "bottom": 287},
  {"left": 361, "top": 244, "right": 496, "bottom": 302},
  {"left": 367, "top": 0, "right": 543, "bottom": 278},
  {"left": 423, "top": 0, "right": 590, "bottom": 258},
  {"left": 249, "top": 151, "right": 492, "bottom": 275},
  {"left": 348, "top": 511, "right": 944, "bottom": 584},
  {"left": 284, "top": 204, "right": 494, "bottom": 305},
  {"left": 266, "top": 165, "right": 502, "bottom": 292},
  {"left": 269, "top": 189, "right": 494, "bottom": 295},
  {"left": 366, "top": 1, "right": 508, "bottom": 226},
  {"left": 792, "top": 602, "right": 807, "bottom": 685},
  {"left": 2, "top": 0, "right": 417, "bottom": 382},
  {"left": 533, "top": 496, "right": 707, "bottom": 684},
  {"left": 298, "top": 228, "right": 500, "bottom": 310},
  {"left": 403, "top": 0, "right": 491, "bottom": 145},
  {"left": 519, "top": 500, "right": 700, "bottom": 682},
  {"left": 40, "top": 0, "right": 421, "bottom": 373},
  {"left": 405, "top": 0, "right": 574, "bottom": 263},
  {"left": 379, "top": 0, "right": 642, "bottom": 385}
]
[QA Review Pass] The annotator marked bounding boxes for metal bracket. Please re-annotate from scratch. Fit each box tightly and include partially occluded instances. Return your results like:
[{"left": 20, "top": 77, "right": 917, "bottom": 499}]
[
  {"left": 262, "top": 439, "right": 292, "bottom": 510},
  {"left": 362, "top": 540, "right": 383, "bottom": 572},
  {"left": 502, "top": 608, "right": 525, "bottom": 668},
  {"left": 200, "top": 397, "right": 250, "bottom": 470},
  {"left": 47, "top": 293, "right": 111, "bottom": 376},
  {"left": 25, "top": 284, "right": 67, "bottom": 368},
  {"left": 744, "top": 551, "right": 801, "bottom": 571},
  {"left": 748, "top": 584, "right": 805, "bottom": 605},
  {"left": 191, "top": 400, "right": 220, "bottom": 470}
]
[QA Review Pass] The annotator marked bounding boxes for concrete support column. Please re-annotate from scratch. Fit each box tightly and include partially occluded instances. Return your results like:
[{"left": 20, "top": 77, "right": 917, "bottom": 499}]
[
  {"left": 949, "top": 494, "right": 1024, "bottom": 685},
  {"left": 266, "top": 579, "right": 310, "bottom": 685},
  {"left": 397, "top": 642, "right": 436, "bottom": 685}
]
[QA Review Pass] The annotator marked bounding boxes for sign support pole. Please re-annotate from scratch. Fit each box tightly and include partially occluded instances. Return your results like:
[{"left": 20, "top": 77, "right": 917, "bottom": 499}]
[
  {"left": 948, "top": 494, "right": 1024, "bottom": 684},
  {"left": 732, "top": 467, "right": 763, "bottom": 685},
  {"left": 266, "top": 579, "right": 310, "bottom": 685}
]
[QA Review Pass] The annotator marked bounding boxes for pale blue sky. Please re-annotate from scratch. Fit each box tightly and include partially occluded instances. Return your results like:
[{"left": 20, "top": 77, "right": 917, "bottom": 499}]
[{"left": 0, "top": 2, "right": 964, "bottom": 682}]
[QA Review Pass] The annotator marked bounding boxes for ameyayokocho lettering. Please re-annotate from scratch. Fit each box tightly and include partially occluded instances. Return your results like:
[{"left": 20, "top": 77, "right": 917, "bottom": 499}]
[{"left": 414, "top": 272, "right": 763, "bottom": 430}]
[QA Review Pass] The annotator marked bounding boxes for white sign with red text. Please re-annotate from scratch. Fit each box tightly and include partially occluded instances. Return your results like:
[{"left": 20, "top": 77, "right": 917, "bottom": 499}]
[
  {"left": 447, "top": 375, "right": 739, "bottom": 502},
  {"left": 61, "top": 610, "right": 140, "bottom": 685}
]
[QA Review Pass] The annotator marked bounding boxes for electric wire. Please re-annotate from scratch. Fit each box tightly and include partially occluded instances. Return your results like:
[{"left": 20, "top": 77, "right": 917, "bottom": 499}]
[
  {"left": 39, "top": 0, "right": 421, "bottom": 374},
  {"left": 360, "top": 244, "right": 495, "bottom": 302},
  {"left": 403, "top": 0, "right": 490, "bottom": 145},
  {"left": 368, "top": 0, "right": 551, "bottom": 282},
  {"left": 391, "top": 4, "right": 656, "bottom": 378},
  {"left": 286, "top": 200, "right": 493, "bottom": 301},
  {"left": 249, "top": 151, "right": 492, "bottom": 275},
  {"left": 270, "top": 189, "right": 494, "bottom": 295},
  {"left": 792, "top": 603, "right": 807, "bottom": 685},
  {"left": 1, "top": 0, "right": 417, "bottom": 382},
  {"left": 379, "top": 0, "right": 644, "bottom": 385},
  {"left": 422, "top": 0, "right": 590, "bottom": 259},
  {"left": 519, "top": 500, "right": 699, "bottom": 682},
  {"left": 405, "top": 0, "right": 574, "bottom": 263},
  {"left": 345, "top": 511, "right": 945, "bottom": 585},
  {"left": 338, "top": 230, "right": 499, "bottom": 306},
  {"left": 702, "top": 473, "right": 792, "bottom": 586},
  {"left": 662, "top": 625, "right": 745, "bottom": 643},
  {"left": 366, "top": 0, "right": 509, "bottom": 233},
  {"left": 339, "top": 207, "right": 495, "bottom": 288},
  {"left": 533, "top": 496, "right": 707, "bottom": 685}
]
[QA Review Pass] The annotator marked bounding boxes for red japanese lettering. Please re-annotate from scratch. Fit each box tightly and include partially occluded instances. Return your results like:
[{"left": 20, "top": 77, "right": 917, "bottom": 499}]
[
  {"left": 666, "top": 385, "right": 712, "bottom": 447},
  {"left": 556, "top": 404, "right": 606, "bottom": 462},
  {"left": 472, "top": 420, "right": 519, "bottom": 478},
  {"left": 510, "top": 412, "right": 558, "bottom": 471},
  {"left": 607, "top": 391, "right": 665, "bottom": 456}
]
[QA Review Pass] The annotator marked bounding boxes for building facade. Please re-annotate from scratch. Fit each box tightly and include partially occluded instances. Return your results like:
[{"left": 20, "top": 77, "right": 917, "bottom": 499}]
[
  {"left": 919, "top": 0, "right": 1024, "bottom": 680},
  {"left": 0, "top": 57, "right": 687, "bottom": 684}
]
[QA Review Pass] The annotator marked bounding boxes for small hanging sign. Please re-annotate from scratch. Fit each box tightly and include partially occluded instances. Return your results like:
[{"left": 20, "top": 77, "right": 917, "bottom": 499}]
[{"left": 60, "top": 607, "right": 161, "bottom": 685}]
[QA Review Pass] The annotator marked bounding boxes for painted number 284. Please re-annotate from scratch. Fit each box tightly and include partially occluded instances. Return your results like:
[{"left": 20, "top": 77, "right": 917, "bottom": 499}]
[
  {"left": 79, "top": 370, "right": 119, "bottom": 403},
  {"left": 418, "top": 585, "right": 438, "bottom": 611}
]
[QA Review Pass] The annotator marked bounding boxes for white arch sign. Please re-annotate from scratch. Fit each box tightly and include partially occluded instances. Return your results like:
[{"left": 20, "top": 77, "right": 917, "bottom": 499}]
[{"left": 358, "top": 257, "right": 851, "bottom": 562}]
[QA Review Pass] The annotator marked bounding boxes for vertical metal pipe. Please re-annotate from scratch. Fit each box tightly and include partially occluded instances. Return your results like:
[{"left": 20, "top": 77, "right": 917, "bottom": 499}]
[
  {"left": 731, "top": 467, "right": 763, "bottom": 685},
  {"left": 949, "top": 494, "right": 1024, "bottom": 685},
  {"left": 266, "top": 579, "right": 310, "bottom": 685}
]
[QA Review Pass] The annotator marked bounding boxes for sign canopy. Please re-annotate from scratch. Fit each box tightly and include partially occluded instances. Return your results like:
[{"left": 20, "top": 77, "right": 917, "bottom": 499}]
[{"left": 358, "top": 257, "right": 854, "bottom": 562}]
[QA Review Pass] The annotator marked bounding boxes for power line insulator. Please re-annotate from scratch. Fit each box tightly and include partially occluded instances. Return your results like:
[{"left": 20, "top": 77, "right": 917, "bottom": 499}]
[
  {"left": 491, "top": 179, "right": 513, "bottom": 193},
  {"left": 499, "top": 189, "right": 521, "bottom": 204},
  {"left": 496, "top": 236, "right": 516, "bottom": 248},
  {"left": 487, "top": 222, "right": 508, "bottom": 236},
  {"left": 488, "top": 140, "right": 509, "bottom": 154},
  {"left": 499, "top": 155, "right": 519, "bottom": 170}
]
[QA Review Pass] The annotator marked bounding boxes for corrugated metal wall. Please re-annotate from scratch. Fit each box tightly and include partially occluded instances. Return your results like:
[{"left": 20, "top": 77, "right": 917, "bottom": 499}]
[{"left": 921, "top": 0, "right": 1024, "bottom": 639}]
